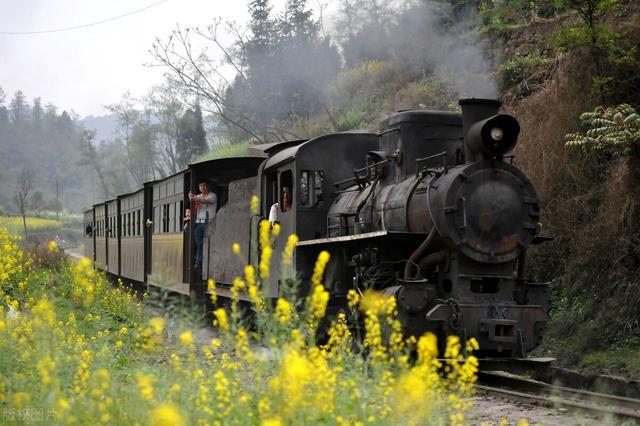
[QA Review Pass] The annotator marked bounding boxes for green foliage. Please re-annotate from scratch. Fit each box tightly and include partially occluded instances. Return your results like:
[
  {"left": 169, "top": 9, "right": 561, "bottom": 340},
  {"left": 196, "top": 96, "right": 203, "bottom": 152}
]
[
  {"left": 502, "top": 52, "right": 554, "bottom": 86},
  {"left": 193, "top": 141, "right": 251, "bottom": 163},
  {"left": 565, "top": 103, "right": 640, "bottom": 154},
  {"left": 335, "top": 107, "right": 370, "bottom": 131},
  {"left": 480, "top": 0, "right": 567, "bottom": 32}
]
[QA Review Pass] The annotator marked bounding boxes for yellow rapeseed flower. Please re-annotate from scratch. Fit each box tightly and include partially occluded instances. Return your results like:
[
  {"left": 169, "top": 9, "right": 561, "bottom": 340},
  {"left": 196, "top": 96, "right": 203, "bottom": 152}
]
[
  {"left": 207, "top": 279, "right": 217, "bottom": 304},
  {"left": 179, "top": 330, "right": 194, "bottom": 347},
  {"left": 347, "top": 289, "right": 360, "bottom": 307},
  {"left": 149, "top": 403, "right": 185, "bottom": 426},
  {"left": 311, "top": 251, "right": 330, "bottom": 287},
  {"left": 308, "top": 284, "right": 330, "bottom": 321},
  {"left": 232, "top": 243, "right": 241, "bottom": 255},
  {"left": 149, "top": 317, "right": 165, "bottom": 334},
  {"left": 260, "top": 246, "right": 273, "bottom": 279},
  {"left": 244, "top": 265, "right": 256, "bottom": 288},
  {"left": 48, "top": 240, "right": 58, "bottom": 252},
  {"left": 281, "top": 234, "right": 298, "bottom": 268},
  {"left": 250, "top": 195, "right": 259, "bottom": 215},
  {"left": 213, "top": 308, "right": 229, "bottom": 331},
  {"left": 275, "top": 298, "right": 292, "bottom": 324},
  {"left": 259, "top": 219, "right": 271, "bottom": 250},
  {"left": 137, "top": 373, "right": 156, "bottom": 400}
]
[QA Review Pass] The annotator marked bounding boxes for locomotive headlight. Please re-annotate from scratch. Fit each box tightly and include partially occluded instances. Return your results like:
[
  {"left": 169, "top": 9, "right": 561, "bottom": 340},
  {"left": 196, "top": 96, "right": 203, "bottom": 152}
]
[{"left": 490, "top": 127, "right": 504, "bottom": 141}]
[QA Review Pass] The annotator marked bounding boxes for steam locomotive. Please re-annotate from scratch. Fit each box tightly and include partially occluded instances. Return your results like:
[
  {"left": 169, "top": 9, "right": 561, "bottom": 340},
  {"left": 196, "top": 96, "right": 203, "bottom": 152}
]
[{"left": 84, "top": 98, "right": 550, "bottom": 358}]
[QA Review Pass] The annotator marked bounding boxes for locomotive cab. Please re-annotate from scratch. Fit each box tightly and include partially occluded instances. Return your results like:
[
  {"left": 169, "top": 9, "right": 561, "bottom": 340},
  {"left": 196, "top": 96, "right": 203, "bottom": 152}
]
[{"left": 259, "top": 133, "right": 378, "bottom": 298}]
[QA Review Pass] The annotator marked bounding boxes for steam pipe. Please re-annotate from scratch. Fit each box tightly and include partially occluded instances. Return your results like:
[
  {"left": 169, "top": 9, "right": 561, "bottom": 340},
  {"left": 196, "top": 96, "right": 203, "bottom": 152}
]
[
  {"left": 403, "top": 226, "right": 437, "bottom": 280},
  {"left": 416, "top": 251, "right": 447, "bottom": 280}
]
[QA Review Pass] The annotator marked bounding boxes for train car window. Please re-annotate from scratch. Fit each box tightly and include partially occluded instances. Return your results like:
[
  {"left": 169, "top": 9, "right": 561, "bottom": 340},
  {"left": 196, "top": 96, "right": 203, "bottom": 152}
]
[
  {"left": 162, "top": 204, "right": 169, "bottom": 233},
  {"left": 179, "top": 200, "right": 184, "bottom": 230},
  {"left": 280, "top": 170, "right": 293, "bottom": 209},
  {"left": 136, "top": 210, "right": 141, "bottom": 236},
  {"left": 299, "top": 170, "right": 324, "bottom": 207},
  {"left": 176, "top": 177, "right": 183, "bottom": 194},
  {"left": 265, "top": 173, "right": 277, "bottom": 214},
  {"left": 170, "top": 202, "right": 175, "bottom": 233},
  {"left": 153, "top": 207, "right": 158, "bottom": 234},
  {"left": 126, "top": 213, "right": 130, "bottom": 237},
  {"left": 313, "top": 171, "right": 324, "bottom": 206},
  {"left": 299, "top": 171, "right": 309, "bottom": 206}
]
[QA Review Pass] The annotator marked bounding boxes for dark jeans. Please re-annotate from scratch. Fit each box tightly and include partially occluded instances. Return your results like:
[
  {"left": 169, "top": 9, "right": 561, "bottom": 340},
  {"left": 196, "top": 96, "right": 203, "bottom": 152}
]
[{"left": 194, "top": 223, "right": 206, "bottom": 267}]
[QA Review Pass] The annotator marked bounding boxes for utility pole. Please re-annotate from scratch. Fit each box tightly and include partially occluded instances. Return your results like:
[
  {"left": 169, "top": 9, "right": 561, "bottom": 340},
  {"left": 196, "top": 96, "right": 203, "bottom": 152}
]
[{"left": 55, "top": 178, "right": 60, "bottom": 221}]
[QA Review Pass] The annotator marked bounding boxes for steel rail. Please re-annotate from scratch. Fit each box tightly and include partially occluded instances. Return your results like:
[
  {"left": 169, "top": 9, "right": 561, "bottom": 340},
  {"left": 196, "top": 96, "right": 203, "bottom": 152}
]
[{"left": 476, "top": 371, "right": 640, "bottom": 422}]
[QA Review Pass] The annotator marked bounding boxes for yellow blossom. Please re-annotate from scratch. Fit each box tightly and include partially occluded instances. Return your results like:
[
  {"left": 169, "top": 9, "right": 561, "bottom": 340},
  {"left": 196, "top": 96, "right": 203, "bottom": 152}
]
[
  {"left": 213, "top": 308, "right": 229, "bottom": 331},
  {"left": 149, "top": 403, "right": 185, "bottom": 426},
  {"left": 137, "top": 373, "right": 155, "bottom": 400},
  {"left": 232, "top": 243, "right": 241, "bottom": 255},
  {"left": 260, "top": 246, "right": 273, "bottom": 279},
  {"left": 250, "top": 195, "right": 259, "bottom": 215},
  {"left": 149, "top": 317, "right": 165, "bottom": 334},
  {"left": 179, "top": 330, "right": 194, "bottom": 347},
  {"left": 275, "top": 298, "right": 292, "bottom": 324},
  {"left": 311, "top": 251, "right": 330, "bottom": 286},
  {"left": 282, "top": 234, "right": 298, "bottom": 268}
]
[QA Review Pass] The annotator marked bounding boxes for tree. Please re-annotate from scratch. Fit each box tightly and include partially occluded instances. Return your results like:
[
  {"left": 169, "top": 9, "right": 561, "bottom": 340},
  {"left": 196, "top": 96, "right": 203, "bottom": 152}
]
[
  {"left": 0, "top": 107, "right": 8, "bottom": 124},
  {"left": 14, "top": 168, "right": 33, "bottom": 240},
  {"left": 565, "top": 103, "right": 640, "bottom": 180},
  {"left": 556, "top": 0, "right": 619, "bottom": 104},
  {"left": 176, "top": 105, "right": 208, "bottom": 167},
  {"left": 10, "top": 91, "right": 30, "bottom": 124},
  {"left": 32, "top": 97, "right": 43, "bottom": 129},
  {"left": 146, "top": 85, "right": 185, "bottom": 175},
  {"left": 107, "top": 92, "right": 157, "bottom": 186}
]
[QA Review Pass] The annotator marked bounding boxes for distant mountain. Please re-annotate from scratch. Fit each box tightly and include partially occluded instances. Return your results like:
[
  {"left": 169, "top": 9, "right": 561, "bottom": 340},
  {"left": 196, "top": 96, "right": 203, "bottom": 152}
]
[{"left": 80, "top": 114, "right": 118, "bottom": 143}]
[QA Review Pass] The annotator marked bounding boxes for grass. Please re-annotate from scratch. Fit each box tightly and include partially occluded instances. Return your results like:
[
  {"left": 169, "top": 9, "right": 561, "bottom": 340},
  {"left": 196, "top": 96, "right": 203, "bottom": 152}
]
[
  {"left": 0, "top": 215, "right": 62, "bottom": 236},
  {"left": 580, "top": 344, "right": 640, "bottom": 379},
  {"left": 0, "top": 222, "right": 480, "bottom": 425}
]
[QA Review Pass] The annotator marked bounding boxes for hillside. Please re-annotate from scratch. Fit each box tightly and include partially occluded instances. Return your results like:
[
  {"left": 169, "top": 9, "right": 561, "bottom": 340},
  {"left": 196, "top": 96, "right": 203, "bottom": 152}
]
[{"left": 266, "top": 0, "right": 640, "bottom": 374}]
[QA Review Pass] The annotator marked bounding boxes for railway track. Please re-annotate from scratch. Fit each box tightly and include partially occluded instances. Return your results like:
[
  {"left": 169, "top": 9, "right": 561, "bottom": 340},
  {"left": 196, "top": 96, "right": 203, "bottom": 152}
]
[{"left": 476, "top": 370, "right": 640, "bottom": 423}]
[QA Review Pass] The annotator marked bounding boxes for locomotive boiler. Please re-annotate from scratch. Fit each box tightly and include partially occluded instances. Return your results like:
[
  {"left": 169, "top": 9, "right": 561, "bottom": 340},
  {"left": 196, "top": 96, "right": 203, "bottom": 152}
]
[{"left": 320, "top": 99, "right": 549, "bottom": 357}]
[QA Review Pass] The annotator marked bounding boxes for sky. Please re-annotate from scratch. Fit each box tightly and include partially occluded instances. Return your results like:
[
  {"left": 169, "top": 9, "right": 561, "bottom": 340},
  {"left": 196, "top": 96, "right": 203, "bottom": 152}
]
[{"left": 0, "top": 0, "right": 292, "bottom": 117}]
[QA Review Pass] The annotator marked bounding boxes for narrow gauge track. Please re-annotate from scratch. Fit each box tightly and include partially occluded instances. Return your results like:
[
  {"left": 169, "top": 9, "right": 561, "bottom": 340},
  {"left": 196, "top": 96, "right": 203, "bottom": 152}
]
[{"left": 476, "top": 371, "right": 640, "bottom": 422}]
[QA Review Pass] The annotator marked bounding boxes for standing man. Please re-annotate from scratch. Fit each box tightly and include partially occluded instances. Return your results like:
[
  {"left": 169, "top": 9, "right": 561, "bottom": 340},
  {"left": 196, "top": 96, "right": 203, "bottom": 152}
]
[{"left": 189, "top": 180, "right": 217, "bottom": 270}]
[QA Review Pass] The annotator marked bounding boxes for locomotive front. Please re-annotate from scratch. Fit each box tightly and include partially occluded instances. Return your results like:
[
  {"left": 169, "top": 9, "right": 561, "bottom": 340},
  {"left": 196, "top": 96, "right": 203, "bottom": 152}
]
[{"left": 326, "top": 99, "right": 549, "bottom": 357}]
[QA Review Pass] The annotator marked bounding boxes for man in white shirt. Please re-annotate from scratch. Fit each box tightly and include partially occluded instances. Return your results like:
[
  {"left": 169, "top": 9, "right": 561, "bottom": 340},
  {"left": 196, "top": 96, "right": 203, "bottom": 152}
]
[
  {"left": 268, "top": 186, "right": 292, "bottom": 226},
  {"left": 189, "top": 180, "right": 217, "bottom": 269}
]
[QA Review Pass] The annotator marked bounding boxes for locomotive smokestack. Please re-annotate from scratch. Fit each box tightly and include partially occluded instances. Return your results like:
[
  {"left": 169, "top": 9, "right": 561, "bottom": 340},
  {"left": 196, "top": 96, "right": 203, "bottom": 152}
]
[{"left": 459, "top": 98, "right": 501, "bottom": 162}]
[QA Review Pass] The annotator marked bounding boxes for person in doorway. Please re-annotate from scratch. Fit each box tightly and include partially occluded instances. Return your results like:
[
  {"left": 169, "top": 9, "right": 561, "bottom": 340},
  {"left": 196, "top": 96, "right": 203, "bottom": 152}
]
[
  {"left": 268, "top": 186, "right": 292, "bottom": 226},
  {"left": 189, "top": 180, "right": 217, "bottom": 269},
  {"left": 182, "top": 208, "right": 191, "bottom": 232}
]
